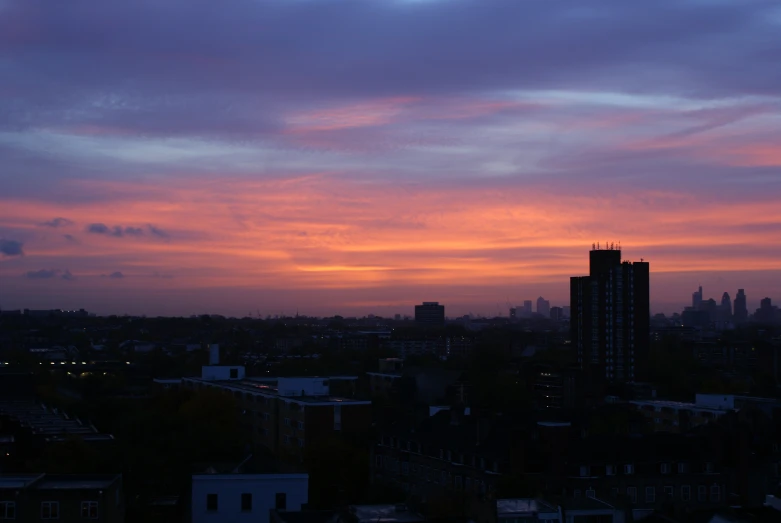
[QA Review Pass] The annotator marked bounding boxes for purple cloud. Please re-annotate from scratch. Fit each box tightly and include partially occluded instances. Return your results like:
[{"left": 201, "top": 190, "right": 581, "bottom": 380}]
[
  {"left": 0, "top": 239, "right": 24, "bottom": 257},
  {"left": 41, "top": 217, "right": 73, "bottom": 228},
  {"left": 25, "top": 269, "right": 75, "bottom": 280},
  {"left": 86, "top": 223, "right": 144, "bottom": 237}
]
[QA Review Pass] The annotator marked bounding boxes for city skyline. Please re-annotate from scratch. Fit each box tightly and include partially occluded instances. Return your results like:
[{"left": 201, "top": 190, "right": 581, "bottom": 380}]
[{"left": 2, "top": 0, "right": 781, "bottom": 317}]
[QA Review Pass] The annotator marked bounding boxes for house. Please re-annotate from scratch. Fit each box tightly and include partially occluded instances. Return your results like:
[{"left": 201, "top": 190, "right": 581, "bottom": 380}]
[
  {"left": 191, "top": 460, "right": 308, "bottom": 523},
  {"left": 0, "top": 473, "right": 124, "bottom": 522}
]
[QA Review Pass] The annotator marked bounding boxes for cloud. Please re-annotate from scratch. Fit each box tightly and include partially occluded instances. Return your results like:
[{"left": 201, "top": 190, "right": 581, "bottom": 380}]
[
  {"left": 86, "top": 223, "right": 144, "bottom": 237},
  {"left": 63, "top": 234, "right": 78, "bottom": 243},
  {"left": 0, "top": 239, "right": 24, "bottom": 257},
  {"left": 25, "top": 269, "right": 59, "bottom": 279},
  {"left": 148, "top": 224, "right": 170, "bottom": 239},
  {"left": 41, "top": 217, "right": 73, "bottom": 228},
  {"left": 24, "top": 268, "right": 77, "bottom": 280},
  {"left": 107, "top": 271, "right": 124, "bottom": 279}
]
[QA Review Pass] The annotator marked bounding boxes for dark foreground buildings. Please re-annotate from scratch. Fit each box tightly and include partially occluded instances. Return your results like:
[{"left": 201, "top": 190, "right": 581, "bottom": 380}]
[{"left": 570, "top": 245, "right": 650, "bottom": 385}]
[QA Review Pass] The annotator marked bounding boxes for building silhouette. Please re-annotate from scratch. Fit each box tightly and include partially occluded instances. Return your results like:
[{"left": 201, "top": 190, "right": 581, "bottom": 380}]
[
  {"left": 734, "top": 289, "right": 748, "bottom": 323},
  {"left": 414, "top": 302, "right": 445, "bottom": 326},
  {"left": 570, "top": 245, "right": 650, "bottom": 384},
  {"left": 536, "top": 296, "right": 551, "bottom": 317},
  {"left": 720, "top": 292, "right": 732, "bottom": 322},
  {"left": 692, "top": 285, "right": 703, "bottom": 309}
]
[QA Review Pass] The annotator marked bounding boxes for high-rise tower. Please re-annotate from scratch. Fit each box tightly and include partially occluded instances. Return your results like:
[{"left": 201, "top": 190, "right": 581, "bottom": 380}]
[
  {"left": 570, "top": 244, "right": 650, "bottom": 384},
  {"left": 734, "top": 289, "right": 748, "bottom": 322}
]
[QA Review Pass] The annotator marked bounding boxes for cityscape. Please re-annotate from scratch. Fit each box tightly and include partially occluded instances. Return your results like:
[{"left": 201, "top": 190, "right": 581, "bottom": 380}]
[{"left": 2, "top": 0, "right": 781, "bottom": 522}]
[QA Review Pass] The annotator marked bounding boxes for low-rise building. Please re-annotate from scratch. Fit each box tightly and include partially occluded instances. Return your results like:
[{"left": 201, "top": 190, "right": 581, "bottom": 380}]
[
  {"left": 192, "top": 462, "right": 307, "bottom": 523},
  {"left": 0, "top": 473, "right": 124, "bottom": 522},
  {"left": 183, "top": 367, "right": 371, "bottom": 467}
]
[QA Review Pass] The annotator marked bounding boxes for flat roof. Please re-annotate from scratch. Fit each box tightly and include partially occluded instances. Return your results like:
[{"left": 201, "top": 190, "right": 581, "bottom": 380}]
[
  {"left": 629, "top": 400, "right": 728, "bottom": 412},
  {"left": 497, "top": 499, "right": 557, "bottom": 516},
  {"left": 348, "top": 505, "right": 425, "bottom": 523},
  {"left": 0, "top": 474, "right": 44, "bottom": 488},
  {"left": 184, "top": 378, "right": 370, "bottom": 406},
  {"left": 32, "top": 475, "right": 119, "bottom": 490}
]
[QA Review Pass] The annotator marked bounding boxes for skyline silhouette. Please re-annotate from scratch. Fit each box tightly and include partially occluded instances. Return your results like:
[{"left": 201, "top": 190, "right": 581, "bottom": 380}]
[{"left": 1, "top": 0, "right": 780, "bottom": 316}]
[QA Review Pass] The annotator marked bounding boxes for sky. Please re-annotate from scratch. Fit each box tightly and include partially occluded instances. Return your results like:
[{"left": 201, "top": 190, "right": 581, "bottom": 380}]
[{"left": 1, "top": 0, "right": 780, "bottom": 318}]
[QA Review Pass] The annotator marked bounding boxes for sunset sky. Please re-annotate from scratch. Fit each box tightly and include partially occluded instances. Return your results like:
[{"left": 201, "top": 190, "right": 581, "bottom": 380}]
[{"left": 1, "top": 0, "right": 780, "bottom": 317}]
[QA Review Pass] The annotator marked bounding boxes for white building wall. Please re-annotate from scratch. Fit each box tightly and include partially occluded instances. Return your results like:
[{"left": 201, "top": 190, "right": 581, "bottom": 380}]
[
  {"left": 277, "top": 377, "right": 329, "bottom": 396},
  {"left": 192, "top": 474, "right": 308, "bottom": 523},
  {"left": 695, "top": 394, "right": 735, "bottom": 410},
  {"left": 201, "top": 365, "right": 246, "bottom": 380}
]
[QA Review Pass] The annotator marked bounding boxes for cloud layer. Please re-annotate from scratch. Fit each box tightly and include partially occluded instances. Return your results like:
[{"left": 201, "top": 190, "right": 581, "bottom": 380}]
[{"left": 0, "top": 0, "right": 780, "bottom": 316}]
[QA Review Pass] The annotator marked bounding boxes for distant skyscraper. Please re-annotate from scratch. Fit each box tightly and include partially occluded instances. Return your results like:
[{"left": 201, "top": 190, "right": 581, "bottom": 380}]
[
  {"left": 570, "top": 245, "right": 650, "bottom": 384},
  {"left": 550, "top": 306, "right": 563, "bottom": 321},
  {"left": 414, "top": 302, "right": 445, "bottom": 326},
  {"left": 536, "top": 297, "right": 550, "bottom": 317},
  {"left": 522, "top": 300, "right": 533, "bottom": 316},
  {"left": 692, "top": 286, "right": 703, "bottom": 309},
  {"left": 720, "top": 292, "right": 732, "bottom": 322},
  {"left": 734, "top": 289, "right": 748, "bottom": 323}
]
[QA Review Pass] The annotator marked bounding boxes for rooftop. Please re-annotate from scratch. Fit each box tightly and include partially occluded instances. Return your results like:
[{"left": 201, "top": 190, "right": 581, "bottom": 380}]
[
  {"left": 0, "top": 474, "right": 45, "bottom": 489},
  {"left": 497, "top": 499, "right": 557, "bottom": 516},
  {"left": 33, "top": 475, "right": 120, "bottom": 490},
  {"left": 348, "top": 505, "right": 426, "bottom": 523},
  {"left": 185, "top": 377, "right": 369, "bottom": 405}
]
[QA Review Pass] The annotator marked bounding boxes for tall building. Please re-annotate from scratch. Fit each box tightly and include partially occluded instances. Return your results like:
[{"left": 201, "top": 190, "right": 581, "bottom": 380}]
[
  {"left": 720, "top": 292, "right": 732, "bottom": 322},
  {"left": 414, "top": 302, "right": 445, "bottom": 326},
  {"left": 692, "top": 286, "right": 703, "bottom": 309},
  {"left": 570, "top": 245, "right": 650, "bottom": 384},
  {"left": 734, "top": 289, "right": 748, "bottom": 322},
  {"left": 536, "top": 296, "right": 551, "bottom": 317},
  {"left": 522, "top": 300, "right": 533, "bottom": 316}
]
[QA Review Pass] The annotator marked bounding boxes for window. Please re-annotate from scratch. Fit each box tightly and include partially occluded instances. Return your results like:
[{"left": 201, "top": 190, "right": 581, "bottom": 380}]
[
  {"left": 611, "top": 487, "right": 620, "bottom": 497},
  {"left": 230, "top": 368, "right": 238, "bottom": 379},
  {"left": 455, "top": 476, "right": 463, "bottom": 490},
  {"left": 681, "top": 485, "right": 691, "bottom": 501},
  {"left": 297, "top": 420, "right": 304, "bottom": 430},
  {"left": 0, "top": 502, "right": 15, "bottom": 520},
  {"left": 579, "top": 465, "right": 590, "bottom": 477},
  {"left": 439, "top": 449, "right": 444, "bottom": 459},
  {"left": 606, "top": 465, "right": 616, "bottom": 476},
  {"left": 41, "top": 502, "right": 59, "bottom": 520},
  {"left": 573, "top": 489, "right": 582, "bottom": 498},
  {"left": 375, "top": 455, "right": 383, "bottom": 468},
  {"left": 661, "top": 463, "right": 671, "bottom": 474},
  {"left": 206, "top": 494, "right": 218, "bottom": 512},
  {"left": 586, "top": 488, "right": 596, "bottom": 498},
  {"left": 81, "top": 501, "right": 98, "bottom": 519},
  {"left": 465, "top": 477, "right": 472, "bottom": 490},
  {"left": 710, "top": 485, "right": 720, "bottom": 502},
  {"left": 284, "top": 417, "right": 291, "bottom": 426},
  {"left": 241, "top": 493, "right": 253, "bottom": 512},
  {"left": 402, "top": 462, "right": 409, "bottom": 475},
  {"left": 705, "top": 462, "right": 715, "bottom": 473},
  {"left": 297, "top": 438, "right": 304, "bottom": 448},
  {"left": 645, "top": 486, "right": 656, "bottom": 503},
  {"left": 627, "top": 487, "right": 637, "bottom": 503},
  {"left": 678, "top": 462, "right": 688, "bottom": 474},
  {"left": 275, "top": 493, "right": 287, "bottom": 510},
  {"left": 698, "top": 486, "right": 707, "bottom": 502},
  {"left": 664, "top": 486, "right": 674, "bottom": 501}
]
